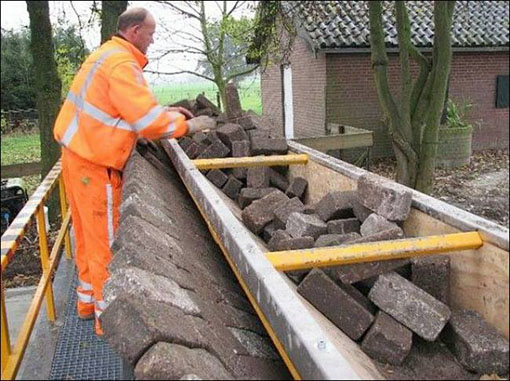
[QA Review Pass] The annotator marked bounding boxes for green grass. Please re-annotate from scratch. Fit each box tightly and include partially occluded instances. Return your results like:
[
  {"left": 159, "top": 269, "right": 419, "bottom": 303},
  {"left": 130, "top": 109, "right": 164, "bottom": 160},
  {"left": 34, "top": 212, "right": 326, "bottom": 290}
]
[
  {"left": 1, "top": 132, "right": 41, "bottom": 166},
  {"left": 152, "top": 79, "right": 262, "bottom": 114},
  {"left": 1, "top": 132, "right": 42, "bottom": 196}
]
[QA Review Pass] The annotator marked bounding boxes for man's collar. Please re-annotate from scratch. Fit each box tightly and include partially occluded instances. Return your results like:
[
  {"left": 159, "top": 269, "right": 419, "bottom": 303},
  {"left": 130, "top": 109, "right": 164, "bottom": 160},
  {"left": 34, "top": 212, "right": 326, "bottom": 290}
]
[{"left": 111, "top": 35, "right": 148, "bottom": 69}]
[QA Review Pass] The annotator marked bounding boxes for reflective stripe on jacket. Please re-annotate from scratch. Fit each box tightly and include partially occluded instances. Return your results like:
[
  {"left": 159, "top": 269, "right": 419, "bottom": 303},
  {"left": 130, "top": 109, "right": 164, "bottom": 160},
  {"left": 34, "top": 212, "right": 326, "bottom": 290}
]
[{"left": 54, "top": 36, "right": 188, "bottom": 170}]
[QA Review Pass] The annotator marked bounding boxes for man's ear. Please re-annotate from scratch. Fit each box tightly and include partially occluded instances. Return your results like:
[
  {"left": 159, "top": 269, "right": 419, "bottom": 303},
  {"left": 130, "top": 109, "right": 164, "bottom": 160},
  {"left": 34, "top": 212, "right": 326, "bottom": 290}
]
[{"left": 132, "top": 24, "right": 141, "bottom": 34}]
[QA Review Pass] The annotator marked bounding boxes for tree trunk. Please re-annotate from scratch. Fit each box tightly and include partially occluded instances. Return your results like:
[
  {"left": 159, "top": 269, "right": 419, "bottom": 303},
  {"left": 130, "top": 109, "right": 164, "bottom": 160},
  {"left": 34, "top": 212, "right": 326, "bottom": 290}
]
[
  {"left": 440, "top": 76, "right": 450, "bottom": 125},
  {"left": 217, "top": 81, "right": 227, "bottom": 114},
  {"left": 100, "top": 1, "right": 128, "bottom": 44},
  {"left": 27, "top": 1, "right": 62, "bottom": 222},
  {"left": 415, "top": 2, "right": 455, "bottom": 193},
  {"left": 369, "top": 1, "right": 454, "bottom": 194}
]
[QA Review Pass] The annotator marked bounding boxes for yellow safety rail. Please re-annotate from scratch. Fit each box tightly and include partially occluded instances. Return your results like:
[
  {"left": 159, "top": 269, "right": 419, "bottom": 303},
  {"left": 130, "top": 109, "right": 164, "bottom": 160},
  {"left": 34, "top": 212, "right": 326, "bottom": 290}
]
[
  {"left": 1, "top": 158, "right": 72, "bottom": 380},
  {"left": 266, "top": 232, "right": 483, "bottom": 271},
  {"left": 192, "top": 154, "right": 309, "bottom": 170}
]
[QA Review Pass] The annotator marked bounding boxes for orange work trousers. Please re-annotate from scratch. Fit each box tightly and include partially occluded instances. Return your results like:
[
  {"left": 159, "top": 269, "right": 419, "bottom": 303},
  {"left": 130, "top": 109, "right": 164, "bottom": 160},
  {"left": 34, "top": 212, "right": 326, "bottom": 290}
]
[{"left": 61, "top": 148, "right": 122, "bottom": 334}]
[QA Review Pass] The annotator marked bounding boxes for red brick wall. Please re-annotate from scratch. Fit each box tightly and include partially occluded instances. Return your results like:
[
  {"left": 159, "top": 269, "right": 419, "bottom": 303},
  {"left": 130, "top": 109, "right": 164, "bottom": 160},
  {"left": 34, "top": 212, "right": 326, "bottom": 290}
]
[
  {"left": 449, "top": 52, "right": 509, "bottom": 150},
  {"left": 261, "top": 38, "right": 327, "bottom": 138},
  {"left": 326, "top": 50, "right": 509, "bottom": 157},
  {"left": 262, "top": 36, "right": 509, "bottom": 157},
  {"left": 261, "top": 58, "right": 284, "bottom": 136}
]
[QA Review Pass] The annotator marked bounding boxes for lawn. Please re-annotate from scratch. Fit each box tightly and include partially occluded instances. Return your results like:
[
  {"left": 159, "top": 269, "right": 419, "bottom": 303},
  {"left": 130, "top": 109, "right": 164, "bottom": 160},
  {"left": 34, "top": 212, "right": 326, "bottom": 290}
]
[
  {"left": 152, "top": 78, "right": 262, "bottom": 114},
  {"left": 1, "top": 132, "right": 41, "bottom": 166},
  {"left": 1, "top": 132, "right": 42, "bottom": 196}
]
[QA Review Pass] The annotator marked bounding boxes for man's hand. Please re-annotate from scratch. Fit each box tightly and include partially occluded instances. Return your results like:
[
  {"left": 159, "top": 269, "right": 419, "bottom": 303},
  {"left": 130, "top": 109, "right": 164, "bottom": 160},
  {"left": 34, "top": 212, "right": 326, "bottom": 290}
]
[
  {"left": 164, "top": 106, "right": 194, "bottom": 120},
  {"left": 187, "top": 116, "right": 216, "bottom": 134}
]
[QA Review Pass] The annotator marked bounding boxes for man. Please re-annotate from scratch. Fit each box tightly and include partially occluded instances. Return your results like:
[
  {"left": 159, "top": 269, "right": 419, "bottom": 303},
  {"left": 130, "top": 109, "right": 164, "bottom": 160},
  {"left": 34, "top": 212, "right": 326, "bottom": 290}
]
[{"left": 53, "top": 7, "right": 214, "bottom": 335}]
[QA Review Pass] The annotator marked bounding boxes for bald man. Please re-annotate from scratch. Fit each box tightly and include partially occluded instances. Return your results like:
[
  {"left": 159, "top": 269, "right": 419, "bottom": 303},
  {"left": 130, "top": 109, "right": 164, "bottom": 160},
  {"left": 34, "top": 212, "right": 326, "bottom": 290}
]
[{"left": 54, "top": 7, "right": 214, "bottom": 335}]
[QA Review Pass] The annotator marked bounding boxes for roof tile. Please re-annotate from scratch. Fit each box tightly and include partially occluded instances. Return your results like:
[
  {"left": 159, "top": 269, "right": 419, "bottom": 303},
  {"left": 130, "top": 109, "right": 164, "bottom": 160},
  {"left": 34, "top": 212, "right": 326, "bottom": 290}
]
[{"left": 295, "top": 1, "right": 509, "bottom": 50}]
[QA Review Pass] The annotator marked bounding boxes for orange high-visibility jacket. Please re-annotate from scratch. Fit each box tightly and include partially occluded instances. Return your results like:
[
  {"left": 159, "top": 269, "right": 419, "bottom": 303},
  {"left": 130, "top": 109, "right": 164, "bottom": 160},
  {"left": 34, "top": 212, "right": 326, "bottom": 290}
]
[{"left": 54, "top": 36, "right": 188, "bottom": 170}]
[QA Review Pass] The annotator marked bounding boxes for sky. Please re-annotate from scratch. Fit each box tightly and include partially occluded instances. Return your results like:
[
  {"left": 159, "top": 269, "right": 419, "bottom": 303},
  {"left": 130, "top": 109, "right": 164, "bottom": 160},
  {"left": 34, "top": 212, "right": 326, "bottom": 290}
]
[{"left": 0, "top": 1, "right": 256, "bottom": 86}]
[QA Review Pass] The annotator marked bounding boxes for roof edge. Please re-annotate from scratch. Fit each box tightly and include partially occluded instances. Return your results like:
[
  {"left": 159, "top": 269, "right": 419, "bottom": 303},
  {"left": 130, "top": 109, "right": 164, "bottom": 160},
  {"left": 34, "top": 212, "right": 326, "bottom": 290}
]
[{"left": 318, "top": 46, "right": 510, "bottom": 54}]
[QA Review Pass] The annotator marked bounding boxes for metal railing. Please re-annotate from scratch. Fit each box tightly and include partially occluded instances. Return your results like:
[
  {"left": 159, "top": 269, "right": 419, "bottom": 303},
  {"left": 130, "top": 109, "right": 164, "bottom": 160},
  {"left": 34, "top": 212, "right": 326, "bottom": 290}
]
[{"left": 1, "top": 158, "right": 72, "bottom": 380}]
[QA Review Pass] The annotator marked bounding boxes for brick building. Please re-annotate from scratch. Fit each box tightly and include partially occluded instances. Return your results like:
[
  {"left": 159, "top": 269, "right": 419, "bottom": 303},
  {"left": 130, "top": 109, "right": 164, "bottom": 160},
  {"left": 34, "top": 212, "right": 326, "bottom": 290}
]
[{"left": 261, "top": 1, "right": 509, "bottom": 158}]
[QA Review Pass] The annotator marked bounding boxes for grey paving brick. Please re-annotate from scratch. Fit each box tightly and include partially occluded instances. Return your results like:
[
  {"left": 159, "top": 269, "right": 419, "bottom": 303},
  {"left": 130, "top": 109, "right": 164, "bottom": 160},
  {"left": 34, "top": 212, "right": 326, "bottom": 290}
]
[
  {"left": 237, "top": 187, "right": 277, "bottom": 209},
  {"left": 247, "top": 167, "right": 271, "bottom": 188},
  {"left": 207, "top": 169, "right": 229, "bottom": 188},
  {"left": 222, "top": 176, "right": 244, "bottom": 200},
  {"left": 135, "top": 342, "right": 232, "bottom": 380},
  {"left": 232, "top": 140, "right": 251, "bottom": 157},
  {"left": 250, "top": 137, "right": 288, "bottom": 155},
  {"left": 350, "top": 227, "right": 405, "bottom": 243},
  {"left": 285, "top": 177, "right": 308, "bottom": 200},
  {"left": 241, "top": 190, "right": 289, "bottom": 234},
  {"left": 216, "top": 123, "right": 248, "bottom": 150},
  {"left": 357, "top": 175, "right": 413, "bottom": 221},
  {"left": 225, "top": 83, "right": 243, "bottom": 120},
  {"left": 262, "top": 222, "right": 276, "bottom": 243},
  {"left": 360, "top": 213, "right": 403, "bottom": 237},
  {"left": 351, "top": 193, "right": 373, "bottom": 222},
  {"left": 196, "top": 93, "right": 221, "bottom": 115},
  {"left": 269, "top": 235, "right": 314, "bottom": 251},
  {"left": 315, "top": 191, "right": 355, "bottom": 221},
  {"left": 179, "top": 136, "right": 194, "bottom": 151},
  {"left": 228, "top": 327, "right": 279, "bottom": 360},
  {"left": 361, "top": 311, "right": 412, "bottom": 365},
  {"left": 192, "top": 131, "right": 210, "bottom": 146},
  {"left": 231, "top": 140, "right": 251, "bottom": 179},
  {"left": 269, "top": 168, "right": 289, "bottom": 192},
  {"left": 368, "top": 272, "right": 451, "bottom": 341},
  {"left": 285, "top": 270, "right": 310, "bottom": 285},
  {"left": 197, "top": 140, "right": 230, "bottom": 159},
  {"left": 273, "top": 197, "right": 304, "bottom": 229},
  {"left": 327, "top": 218, "right": 361, "bottom": 235},
  {"left": 314, "top": 233, "right": 361, "bottom": 247},
  {"left": 302, "top": 204, "right": 316, "bottom": 215},
  {"left": 286, "top": 212, "right": 327, "bottom": 240},
  {"left": 441, "top": 309, "right": 509, "bottom": 374},
  {"left": 101, "top": 295, "right": 208, "bottom": 365},
  {"left": 267, "top": 229, "right": 291, "bottom": 250},
  {"left": 411, "top": 255, "right": 450, "bottom": 305},
  {"left": 184, "top": 141, "right": 200, "bottom": 159},
  {"left": 104, "top": 267, "right": 201, "bottom": 316},
  {"left": 297, "top": 269, "right": 375, "bottom": 340}
]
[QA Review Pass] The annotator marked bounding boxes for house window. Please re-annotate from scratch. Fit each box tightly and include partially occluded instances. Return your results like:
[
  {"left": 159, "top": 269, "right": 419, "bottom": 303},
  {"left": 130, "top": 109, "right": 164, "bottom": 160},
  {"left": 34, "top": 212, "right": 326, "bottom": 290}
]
[{"left": 496, "top": 75, "right": 509, "bottom": 108}]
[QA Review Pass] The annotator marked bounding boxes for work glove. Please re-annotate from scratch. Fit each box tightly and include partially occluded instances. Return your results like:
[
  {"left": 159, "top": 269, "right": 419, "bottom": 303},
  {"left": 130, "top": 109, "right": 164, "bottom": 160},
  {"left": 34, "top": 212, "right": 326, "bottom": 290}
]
[
  {"left": 164, "top": 106, "right": 194, "bottom": 120},
  {"left": 186, "top": 116, "right": 217, "bottom": 135}
]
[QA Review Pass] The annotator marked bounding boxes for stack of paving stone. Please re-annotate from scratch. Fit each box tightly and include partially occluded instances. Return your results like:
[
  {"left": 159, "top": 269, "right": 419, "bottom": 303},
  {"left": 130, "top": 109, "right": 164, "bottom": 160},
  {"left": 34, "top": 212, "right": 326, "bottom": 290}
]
[
  {"left": 169, "top": 93, "right": 223, "bottom": 118},
  {"left": 100, "top": 144, "right": 290, "bottom": 379},
  {"left": 174, "top": 86, "right": 508, "bottom": 378},
  {"left": 287, "top": 175, "right": 507, "bottom": 378},
  {"left": 177, "top": 83, "right": 294, "bottom": 204}
]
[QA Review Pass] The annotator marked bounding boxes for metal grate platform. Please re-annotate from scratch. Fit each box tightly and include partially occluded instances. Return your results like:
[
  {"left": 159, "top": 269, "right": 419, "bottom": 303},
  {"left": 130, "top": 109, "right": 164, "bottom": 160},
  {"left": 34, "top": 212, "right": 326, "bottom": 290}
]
[{"left": 49, "top": 270, "right": 130, "bottom": 380}]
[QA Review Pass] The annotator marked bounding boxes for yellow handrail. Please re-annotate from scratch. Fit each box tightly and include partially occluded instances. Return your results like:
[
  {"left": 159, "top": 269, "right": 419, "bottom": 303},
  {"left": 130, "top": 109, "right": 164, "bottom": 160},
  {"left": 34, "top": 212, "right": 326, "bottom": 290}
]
[
  {"left": 1, "top": 158, "right": 73, "bottom": 379},
  {"left": 266, "top": 232, "right": 483, "bottom": 271}
]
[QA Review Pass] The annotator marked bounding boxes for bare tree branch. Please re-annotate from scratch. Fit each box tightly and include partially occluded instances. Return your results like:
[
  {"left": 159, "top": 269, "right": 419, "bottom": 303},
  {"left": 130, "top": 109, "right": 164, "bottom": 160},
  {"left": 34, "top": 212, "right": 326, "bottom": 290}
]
[
  {"left": 158, "top": 1, "right": 201, "bottom": 20},
  {"left": 225, "top": 64, "right": 259, "bottom": 83},
  {"left": 214, "top": 1, "right": 223, "bottom": 14},
  {"left": 227, "top": 1, "right": 245, "bottom": 17},
  {"left": 182, "top": 1, "right": 202, "bottom": 17},
  {"left": 153, "top": 46, "right": 207, "bottom": 61},
  {"left": 144, "top": 69, "right": 215, "bottom": 82},
  {"left": 69, "top": 1, "right": 86, "bottom": 55}
]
